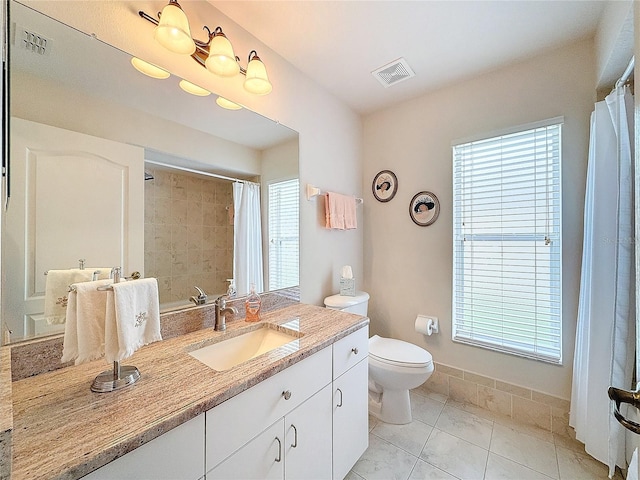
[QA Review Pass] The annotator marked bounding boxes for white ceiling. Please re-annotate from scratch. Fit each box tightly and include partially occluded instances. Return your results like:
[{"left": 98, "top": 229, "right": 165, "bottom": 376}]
[{"left": 213, "top": 0, "right": 608, "bottom": 115}]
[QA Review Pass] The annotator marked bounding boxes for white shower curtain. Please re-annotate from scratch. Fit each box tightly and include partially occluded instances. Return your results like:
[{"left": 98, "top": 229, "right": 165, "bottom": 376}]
[
  {"left": 570, "top": 85, "right": 635, "bottom": 477},
  {"left": 233, "top": 182, "right": 264, "bottom": 296}
]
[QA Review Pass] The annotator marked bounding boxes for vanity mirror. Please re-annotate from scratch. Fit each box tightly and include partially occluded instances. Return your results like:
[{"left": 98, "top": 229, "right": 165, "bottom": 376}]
[{"left": 2, "top": 0, "right": 299, "bottom": 344}]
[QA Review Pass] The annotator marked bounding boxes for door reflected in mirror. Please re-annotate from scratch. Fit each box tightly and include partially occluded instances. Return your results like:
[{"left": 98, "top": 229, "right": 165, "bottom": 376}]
[{"left": 2, "top": 0, "right": 299, "bottom": 344}]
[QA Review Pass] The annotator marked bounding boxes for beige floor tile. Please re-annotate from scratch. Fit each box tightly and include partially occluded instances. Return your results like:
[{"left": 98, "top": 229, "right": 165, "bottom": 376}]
[
  {"left": 411, "top": 391, "right": 446, "bottom": 426},
  {"left": 485, "top": 453, "right": 554, "bottom": 480},
  {"left": 435, "top": 405, "right": 494, "bottom": 449},
  {"left": 345, "top": 471, "right": 366, "bottom": 480},
  {"left": 408, "top": 459, "right": 458, "bottom": 480},
  {"left": 420, "top": 428, "right": 489, "bottom": 480},
  {"left": 369, "top": 413, "right": 380, "bottom": 432},
  {"left": 372, "top": 420, "right": 433, "bottom": 456},
  {"left": 490, "top": 423, "right": 559, "bottom": 479},
  {"left": 353, "top": 434, "right": 419, "bottom": 480},
  {"left": 556, "top": 446, "right": 609, "bottom": 480}
]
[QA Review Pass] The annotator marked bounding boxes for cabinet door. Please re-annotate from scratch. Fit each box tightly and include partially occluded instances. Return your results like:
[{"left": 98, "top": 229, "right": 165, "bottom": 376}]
[
  {"left": 83, "top": 415, "right": 204, "bottom": 480},
  {"left": 284, "top": 384, "right": 332, "bottom": 480},
  {"left": 207, "top": 420, "right": 285, "bottom": 480},
  {"left": 333, "top": 359, "right": 369, "bottom": 480}
]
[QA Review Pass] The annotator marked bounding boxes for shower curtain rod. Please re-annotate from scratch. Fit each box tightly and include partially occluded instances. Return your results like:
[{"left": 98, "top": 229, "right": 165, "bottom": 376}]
[
  {"left": 145, "top": 160, "right": 258, "bottom": 185},
  {"left": 615, "top": 56, "right": 635, "bottom": 88}
]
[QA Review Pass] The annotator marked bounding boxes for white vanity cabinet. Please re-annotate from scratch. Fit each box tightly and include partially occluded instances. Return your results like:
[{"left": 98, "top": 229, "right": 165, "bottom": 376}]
[
  {"left": 207, "top": 384, "right": 333, "bottom": 480},
  {"left": 82, "top": 414, "right": 205, "bottom": 480},
  {"left": 332, "top": 326, "right": 370, "bottom": 480},
  {"left": 205, "top": 346, "right": 333, "bottom": 478}
]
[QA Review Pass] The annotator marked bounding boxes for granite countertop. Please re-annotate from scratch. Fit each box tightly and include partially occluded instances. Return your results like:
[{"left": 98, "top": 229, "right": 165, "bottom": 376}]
[{"left": 9, "top": 303, "right": 369, "bottom": 480}]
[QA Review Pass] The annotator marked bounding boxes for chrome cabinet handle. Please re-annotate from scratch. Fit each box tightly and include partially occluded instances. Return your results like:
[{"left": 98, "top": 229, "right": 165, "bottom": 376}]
[
  {"left": 282, "top": 390, "right": 291, "bottom": 400},
  {"left": 352, "top": 347, "right": 359, "bottom": 354},
  {"left": 609, "top": 386, "right": 640, "bottom": 434},
  {"left": 336, "top": 388, "right": 343, "bottom": 408},
  {"left": 275, "top": 437, "right": 282, "bottom": 462},
  {"left": 290, "top": 424, "right": 298, "bottom": 448}
]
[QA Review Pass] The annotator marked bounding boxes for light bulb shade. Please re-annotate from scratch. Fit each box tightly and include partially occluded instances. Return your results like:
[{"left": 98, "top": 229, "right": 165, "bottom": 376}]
[
  {"left": 131, "top": 57, "right": 170, "bottom": 79},
  {"left": 154, "top": 2, "right": 195, "bottom": 55},
  {"left": 243, "top": 56, "right": 272, "bottom": 95},
  {"left": 205, "top": 34, "right": 240, "bottom": 77},
  {"left": 216, "top": 96, "right": 242, "bottom": 110},
  {"left": 179, "top": 79, "right": 211, "bottom": 96}
]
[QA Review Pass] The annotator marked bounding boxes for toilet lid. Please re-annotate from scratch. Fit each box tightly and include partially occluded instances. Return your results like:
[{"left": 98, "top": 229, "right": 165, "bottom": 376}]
[{"left": 369, "top": 335, "right": 432, "bottom": 367}]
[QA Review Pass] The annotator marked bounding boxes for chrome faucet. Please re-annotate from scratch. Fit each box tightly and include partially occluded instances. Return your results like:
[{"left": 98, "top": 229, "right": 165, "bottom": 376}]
[
  {"left": 214, "top": 295, "right": 238, "bottom": 331},
  {"left": 190, "top": 286, "right": 208, "bottom": 306}
]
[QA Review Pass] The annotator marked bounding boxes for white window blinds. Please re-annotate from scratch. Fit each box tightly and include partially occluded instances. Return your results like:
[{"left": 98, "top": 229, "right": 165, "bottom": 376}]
[
  {"left": 452, "top": 121, "right": 562, "bottom": 363},
  {"left": 268, "top": 179, "right": 299, "bottom": 290}
]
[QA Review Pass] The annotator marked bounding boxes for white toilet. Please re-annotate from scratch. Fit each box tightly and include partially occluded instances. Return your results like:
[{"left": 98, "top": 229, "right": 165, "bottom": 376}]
[{"left": 324, "top": 291, "right": 434, "bottom": 425}]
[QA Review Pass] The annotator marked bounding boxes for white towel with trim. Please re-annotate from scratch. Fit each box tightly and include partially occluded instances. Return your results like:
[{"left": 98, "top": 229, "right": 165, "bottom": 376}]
[
  {"left": 105, "top": 278, "right": 162, "bottom": 363},
  {"left": 44, "top": 268, "right": 112, "bottom": 324},
  {"left": 61, "top": 278, "right": 111, "bottom": 365}
]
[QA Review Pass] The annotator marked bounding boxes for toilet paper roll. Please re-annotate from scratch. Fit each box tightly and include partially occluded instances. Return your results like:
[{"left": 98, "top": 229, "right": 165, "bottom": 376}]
[{"left": 415, "top": 315, "right": 433, "bottom": 336}]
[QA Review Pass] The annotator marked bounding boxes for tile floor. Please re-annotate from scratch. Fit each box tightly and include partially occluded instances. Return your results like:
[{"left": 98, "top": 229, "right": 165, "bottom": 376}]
[{"left": 347, "top": 387, "right": 624, "bottom": 480}]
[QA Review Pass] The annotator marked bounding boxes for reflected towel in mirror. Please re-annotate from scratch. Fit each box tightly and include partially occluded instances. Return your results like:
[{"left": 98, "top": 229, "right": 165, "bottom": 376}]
[
  {"left": 105, "top": 278, "right": 162, "bottom": 363},
  {"left": 61, "top": 278, "right": 112, "bottom": 365},
  {"left": 44, "top": 268, "right": 112, "bottom": 324}
]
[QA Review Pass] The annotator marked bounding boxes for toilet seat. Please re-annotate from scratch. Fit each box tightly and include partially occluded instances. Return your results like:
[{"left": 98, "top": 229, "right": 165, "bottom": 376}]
[{"left": 369, "top": 335, "right": 432, "bottom": 369}]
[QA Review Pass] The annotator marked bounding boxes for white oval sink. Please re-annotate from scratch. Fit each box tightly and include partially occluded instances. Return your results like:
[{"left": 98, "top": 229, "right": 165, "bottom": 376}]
[{"left": 188, "top": 325, "right": 301, "bottom": 371}]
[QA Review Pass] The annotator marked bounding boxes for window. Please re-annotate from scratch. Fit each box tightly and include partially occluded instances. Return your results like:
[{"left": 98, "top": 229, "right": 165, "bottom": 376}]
[
  {"left": 452, "top": 119, "right": 562, "bottom": 363},
  {"left": 268, "top": 178, "right": 299, "bottom": 290}
]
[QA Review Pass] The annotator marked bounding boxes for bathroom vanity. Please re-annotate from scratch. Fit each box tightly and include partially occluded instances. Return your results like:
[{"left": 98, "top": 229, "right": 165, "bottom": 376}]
[{"left": 5, "top": 303, "right": 369, "bottom": 479}]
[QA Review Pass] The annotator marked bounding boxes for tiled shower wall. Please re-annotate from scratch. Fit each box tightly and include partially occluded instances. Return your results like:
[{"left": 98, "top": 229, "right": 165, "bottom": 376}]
[
  {"left": 424, "top": 362, "right": 574, "bottom": 439},
  {"left": 144, "top": 168, "right": 234, "bottom": 304}
]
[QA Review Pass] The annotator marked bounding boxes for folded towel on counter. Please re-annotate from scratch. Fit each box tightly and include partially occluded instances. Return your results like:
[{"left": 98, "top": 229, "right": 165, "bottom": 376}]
[
  {"left": 105, "top": 278, "right": 162, "bottom": 363},
  {"left": 61, "top": 278, "right": 112, "bottom": 365},
  {"left": 44, "top": 268, "right": 112, "bottom": 324},
  {"left": 325, "top": 192, "right": 357, "bottom": 230}
]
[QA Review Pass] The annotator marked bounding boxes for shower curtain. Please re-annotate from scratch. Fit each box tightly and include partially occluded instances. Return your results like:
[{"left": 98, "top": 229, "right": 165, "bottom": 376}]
[
  {"left": 233, "top": 182, "right": 264, "bottom": 297},
  {"left": 570, "top": 85, "right": 635, "bottom": 477}
]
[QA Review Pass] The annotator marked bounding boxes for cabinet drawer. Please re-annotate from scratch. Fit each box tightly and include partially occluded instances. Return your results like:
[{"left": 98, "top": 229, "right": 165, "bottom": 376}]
[
  {"left": 333, "top": 325, "right": 369, "bottom": 379},
  {"left": 206, "top": 346, "right": 332, "bottom": 471}
]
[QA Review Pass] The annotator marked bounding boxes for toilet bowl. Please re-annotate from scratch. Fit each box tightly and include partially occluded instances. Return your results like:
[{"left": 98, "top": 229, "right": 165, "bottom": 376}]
[
  {"left": 368, "top": 335, "right": 434, "bottom": 424},
  {"left": 323, "top": 291, "right": 434, "bottom": 425}
]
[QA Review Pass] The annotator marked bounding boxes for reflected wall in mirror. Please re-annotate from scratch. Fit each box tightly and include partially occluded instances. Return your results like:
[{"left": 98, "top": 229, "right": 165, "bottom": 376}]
[{"left": 2, "top": 0, "right": 299, "bottom": 344}]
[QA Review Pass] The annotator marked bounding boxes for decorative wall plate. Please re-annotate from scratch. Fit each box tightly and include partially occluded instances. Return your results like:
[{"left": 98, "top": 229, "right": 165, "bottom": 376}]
[
  {"left": 372, "top": 170, "right": 398, "bottom": 202},
  {"left": 409, "top": 191, "right": 440, "bottom": 226}
]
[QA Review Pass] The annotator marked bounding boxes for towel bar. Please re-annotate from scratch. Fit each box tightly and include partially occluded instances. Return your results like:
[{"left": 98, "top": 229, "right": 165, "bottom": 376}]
[{"left": 306, "top": 183, "right": 364, "bottom": 204}]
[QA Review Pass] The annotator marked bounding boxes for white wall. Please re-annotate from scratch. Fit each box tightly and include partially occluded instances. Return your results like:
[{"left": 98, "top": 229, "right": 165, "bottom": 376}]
[
  {"left": 594, "top": 0, "right": 633, "bottom": 92},
  {"left": 21, "top": 0, "right": 364, "bottom": 305},
  {"left": 362, "top": 39, "right": 596, "bottom": 399}
]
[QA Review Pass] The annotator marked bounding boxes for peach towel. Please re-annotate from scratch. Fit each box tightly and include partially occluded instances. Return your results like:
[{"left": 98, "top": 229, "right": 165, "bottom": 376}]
[{"left": 325, "top": 192, "right": 357, "bottom": 230}]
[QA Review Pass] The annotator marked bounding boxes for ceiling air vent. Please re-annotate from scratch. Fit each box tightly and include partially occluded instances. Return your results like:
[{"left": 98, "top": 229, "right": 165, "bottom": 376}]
[
  {"left": 14, "top": 24, "right": 52, "bottom": 56},
  {"left": 372, "top": 58, "right": 415, "bottom": 88}
]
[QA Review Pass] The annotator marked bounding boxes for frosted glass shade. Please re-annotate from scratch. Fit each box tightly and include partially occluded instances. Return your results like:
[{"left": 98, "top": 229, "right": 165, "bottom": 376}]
[
  {"left": 243, "top": 56, "right": 272, "bottom": 95},
  {"left": 205, "top": 34, "right": 240, "bottom": 77},
  {"left": 216, "top": 96, "right": 242, "bottom": 110},
  {"left": 153, "top": 2, "right": 195, "bottom": 55},
  {"left": 179, "top": 79, "right": 211, "bottom": 96},
  {"left": 130, "top": 57, "right": 170, "bottom": 79}
]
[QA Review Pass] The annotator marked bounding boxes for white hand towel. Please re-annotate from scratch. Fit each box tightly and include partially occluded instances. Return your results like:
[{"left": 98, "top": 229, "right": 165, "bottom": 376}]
[
  {"left": 61, "top": 278, "right": 111, "bottom": 365},
  {"left": 61, "top": 288, "right": 79, "bottom": 363},
  {"left": 45, "top": 268, "right": 112, "bottom": 324},
  {"left": 105, "top": 278, "right": 162, "bottom": 363}
]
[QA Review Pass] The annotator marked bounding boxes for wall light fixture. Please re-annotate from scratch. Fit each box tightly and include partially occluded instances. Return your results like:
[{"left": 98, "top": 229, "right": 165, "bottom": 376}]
[{"left": 139, "top": 0, "right": 272, "bottom": 96}]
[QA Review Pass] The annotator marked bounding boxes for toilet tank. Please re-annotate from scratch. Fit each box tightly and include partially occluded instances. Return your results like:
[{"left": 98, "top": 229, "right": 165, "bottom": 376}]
[{"left": 324, "top": 291, "right": 369, "bottom": 316}]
